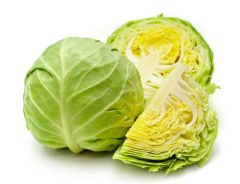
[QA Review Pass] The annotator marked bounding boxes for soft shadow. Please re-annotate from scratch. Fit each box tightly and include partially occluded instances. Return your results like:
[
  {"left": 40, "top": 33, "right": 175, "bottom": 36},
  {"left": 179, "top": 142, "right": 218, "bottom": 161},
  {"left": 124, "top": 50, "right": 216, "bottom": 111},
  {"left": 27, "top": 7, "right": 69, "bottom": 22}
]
[
  {"left": 38, "top": 146, "right": 113, "bottom": 167},
  {"left": 43, "top": 147, "right": 113, "bottom": 158},
  {"left": 206, "top": 143, "right": 221, "bottom": 163},
  {"left": 37, "top": 143, "right": 220, "bottom": 178}
]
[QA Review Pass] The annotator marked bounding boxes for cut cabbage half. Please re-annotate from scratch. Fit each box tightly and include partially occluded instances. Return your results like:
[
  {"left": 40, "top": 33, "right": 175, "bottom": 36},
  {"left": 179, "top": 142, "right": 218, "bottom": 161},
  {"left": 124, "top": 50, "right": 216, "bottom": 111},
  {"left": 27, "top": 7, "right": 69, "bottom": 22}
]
[
  {"left": 107, "top": 15, "right": 214, "bottom": 98},
  {"left": 113, "top": 62, "right": 218, "bottom": 173}
]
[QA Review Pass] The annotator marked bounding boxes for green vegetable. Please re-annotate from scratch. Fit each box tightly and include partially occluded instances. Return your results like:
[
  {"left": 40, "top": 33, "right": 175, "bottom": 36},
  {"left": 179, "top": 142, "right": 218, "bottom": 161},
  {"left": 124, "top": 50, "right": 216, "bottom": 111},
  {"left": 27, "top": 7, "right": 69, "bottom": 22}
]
[
  {"left": 107, "top": 15, "right": 214, "bottom": 98},
  {"left": 113, "top": 62, "right": 218, "bottom": 173},
  {"left": 23, "top": 37, "right": 144, "bottom": 153}
]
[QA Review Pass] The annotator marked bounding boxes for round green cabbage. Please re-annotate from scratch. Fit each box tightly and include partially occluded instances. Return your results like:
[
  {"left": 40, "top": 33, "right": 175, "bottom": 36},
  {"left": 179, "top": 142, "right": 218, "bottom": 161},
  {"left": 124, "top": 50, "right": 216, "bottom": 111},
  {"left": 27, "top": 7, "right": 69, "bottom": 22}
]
[
  {"left": 107, "top": 15, "right": 214, "bottom": 98},
  {"left": 23, "top": 37, "right": 144, "bottom": 153}
]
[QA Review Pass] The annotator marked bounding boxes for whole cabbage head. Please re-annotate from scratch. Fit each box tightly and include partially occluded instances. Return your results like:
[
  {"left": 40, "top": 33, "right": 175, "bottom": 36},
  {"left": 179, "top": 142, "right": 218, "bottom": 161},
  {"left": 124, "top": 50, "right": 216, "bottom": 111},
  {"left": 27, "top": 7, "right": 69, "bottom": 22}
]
[
  {"left": 107, "top": 15, "right": 215, "bottom": 98},
  {"left": 23, "top": 37, "right": 144, "bottom": 153}
]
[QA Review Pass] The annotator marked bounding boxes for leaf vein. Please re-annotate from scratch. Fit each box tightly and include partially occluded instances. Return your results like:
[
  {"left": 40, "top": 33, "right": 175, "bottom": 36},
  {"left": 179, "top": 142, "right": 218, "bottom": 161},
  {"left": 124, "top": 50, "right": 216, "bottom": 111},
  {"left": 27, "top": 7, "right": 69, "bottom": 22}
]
[{"left": 72, "top": 59, "right": 130, "bottom": 136}]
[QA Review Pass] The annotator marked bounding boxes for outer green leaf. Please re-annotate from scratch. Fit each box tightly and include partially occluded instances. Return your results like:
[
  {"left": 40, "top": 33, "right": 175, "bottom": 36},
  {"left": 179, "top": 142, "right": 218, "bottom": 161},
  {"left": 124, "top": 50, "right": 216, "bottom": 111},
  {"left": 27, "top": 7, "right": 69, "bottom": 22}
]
[{"left": 24, "top": 37, "right": 144, "bottom": 153}]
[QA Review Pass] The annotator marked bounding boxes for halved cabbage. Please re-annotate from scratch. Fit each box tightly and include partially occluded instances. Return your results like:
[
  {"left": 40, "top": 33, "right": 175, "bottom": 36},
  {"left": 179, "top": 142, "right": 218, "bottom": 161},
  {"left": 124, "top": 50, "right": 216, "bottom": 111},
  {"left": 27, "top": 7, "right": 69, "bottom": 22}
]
[
  {"left": 107, "top": 15, "right": 214, "bottom": 98},
  {"left": 113, "top": 62, "right": 218, "bottom": 173}
]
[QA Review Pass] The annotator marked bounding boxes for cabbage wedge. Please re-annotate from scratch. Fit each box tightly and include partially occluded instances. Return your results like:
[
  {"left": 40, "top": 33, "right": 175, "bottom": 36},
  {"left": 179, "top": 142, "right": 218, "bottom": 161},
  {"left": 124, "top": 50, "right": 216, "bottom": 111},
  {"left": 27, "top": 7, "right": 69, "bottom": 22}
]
[
  {"left": 113, "top": 62, "right": 218, "bottom": 173},
  {"left": 108, "top": 15, "right": 214, "bottom": 98}
]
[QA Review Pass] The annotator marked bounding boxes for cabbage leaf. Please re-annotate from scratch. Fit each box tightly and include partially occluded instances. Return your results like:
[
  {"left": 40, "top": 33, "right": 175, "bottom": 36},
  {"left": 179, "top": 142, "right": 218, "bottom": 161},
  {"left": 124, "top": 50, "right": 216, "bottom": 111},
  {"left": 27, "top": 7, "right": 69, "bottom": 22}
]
[{"left": 23, "top": 38, "right": 144, "bottom": 153}]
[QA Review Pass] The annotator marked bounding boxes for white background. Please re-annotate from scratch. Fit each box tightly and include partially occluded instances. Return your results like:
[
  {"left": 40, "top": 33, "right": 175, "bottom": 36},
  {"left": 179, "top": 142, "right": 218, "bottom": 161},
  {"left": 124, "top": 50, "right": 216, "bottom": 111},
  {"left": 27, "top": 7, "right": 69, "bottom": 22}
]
[{"left": 1, "top": 0, "right": 239, "bottom": 183}]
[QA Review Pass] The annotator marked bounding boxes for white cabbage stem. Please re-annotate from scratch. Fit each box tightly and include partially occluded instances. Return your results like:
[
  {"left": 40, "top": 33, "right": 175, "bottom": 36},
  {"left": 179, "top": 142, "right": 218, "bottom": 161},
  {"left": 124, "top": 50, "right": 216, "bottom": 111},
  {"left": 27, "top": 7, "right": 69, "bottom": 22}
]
[
  {"left": 126, "top": 38, "right": 165, "bottom": 89},
  {"left": 147, "top": 62, "right": 187, "bottom": 110},
  {"left": 146, "top": 62, "right": 187, "bottom": 125},
  {"left": 125, "top": 37, "right": 188, "bottom": 100}
]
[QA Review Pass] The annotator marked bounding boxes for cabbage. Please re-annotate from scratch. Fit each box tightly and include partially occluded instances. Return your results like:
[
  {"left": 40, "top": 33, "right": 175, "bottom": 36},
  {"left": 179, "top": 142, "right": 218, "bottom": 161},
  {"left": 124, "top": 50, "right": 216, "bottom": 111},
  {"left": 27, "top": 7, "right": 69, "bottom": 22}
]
[
  {"left": 23, "top": 37, "right": 144, "bottom": 153},
  {"left": 107, "top": 15, "right": 214, "bottom": 98},
  {"left": 113, "top": 62, "right": 218, "bottom": 173}
]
